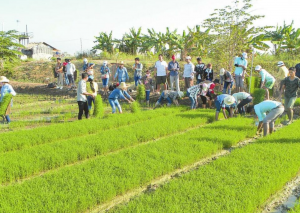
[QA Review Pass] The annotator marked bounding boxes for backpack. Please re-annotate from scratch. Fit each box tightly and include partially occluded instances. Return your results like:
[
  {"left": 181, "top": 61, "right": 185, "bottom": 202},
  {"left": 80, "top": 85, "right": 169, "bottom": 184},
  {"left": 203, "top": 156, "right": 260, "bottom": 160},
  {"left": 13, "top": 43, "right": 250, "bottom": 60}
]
[{"left": 47, "top": 82, "right": 57, "bottom": 88}]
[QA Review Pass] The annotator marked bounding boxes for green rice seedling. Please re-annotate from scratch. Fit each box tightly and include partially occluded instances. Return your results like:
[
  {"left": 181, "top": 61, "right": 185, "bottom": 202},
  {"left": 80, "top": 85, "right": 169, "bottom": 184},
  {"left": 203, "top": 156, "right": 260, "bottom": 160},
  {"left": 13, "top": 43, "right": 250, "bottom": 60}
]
[
  {"left": 253, "top": 88, "right": 266, "bottom": 105},
  {"left": 93, "top": 95, "right": 104, "bottom": 118},
  {"left": 294, "top": 97, "right": 300, "bottom": 107},
  {"left": 136, "top": 84, "right": 146, "bottom": 101},
  {"left": 0, "top": 94, "right": 13, "bottom": 116},
  {"left": 130, "top": 101, "right": 141, "bottom": 113}
]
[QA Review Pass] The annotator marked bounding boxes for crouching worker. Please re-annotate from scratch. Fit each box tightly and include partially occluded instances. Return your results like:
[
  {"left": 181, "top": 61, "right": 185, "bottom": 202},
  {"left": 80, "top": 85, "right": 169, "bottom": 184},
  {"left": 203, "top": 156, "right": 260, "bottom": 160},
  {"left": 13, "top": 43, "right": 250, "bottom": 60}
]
[
  {"left": 187, "top": 84, "right": 202, "bottom": 109},
  {"left": 108, "top": 82, "right": 135, "bottom": 114},
  {"left": 232, "top": 92, "right": 253, "bottom": 115},
  {"left": 215, "top": 94, "right": 236, "bottom": 121},
  {"left": 254, "top": 100, "right": 284, "bottom": 136},
  {"left": 154, "top": 90, "right": 184, "bottom": 108}
]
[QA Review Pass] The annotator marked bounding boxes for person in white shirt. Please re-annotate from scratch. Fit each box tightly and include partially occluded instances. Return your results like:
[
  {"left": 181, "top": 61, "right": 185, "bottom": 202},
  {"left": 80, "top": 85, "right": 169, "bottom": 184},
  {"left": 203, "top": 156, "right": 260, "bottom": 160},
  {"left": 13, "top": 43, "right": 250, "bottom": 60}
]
[
  {"left": 66, "top": 59, "right": 76, "bottom": 89},
  {"left": 154, "top": 54, "right": 168, "bottom": 94},
  {"left": 183, "top": 56, "right": 195, "bottom": 90},
  {"left": 254, "top": 100, "right": 284, "bottom": 136},
  {"left": 255, "top": 65, "right": 276, "bottom": 100},
  {"left": 232, "top": 92, "right": 253, "bottom": 115}
]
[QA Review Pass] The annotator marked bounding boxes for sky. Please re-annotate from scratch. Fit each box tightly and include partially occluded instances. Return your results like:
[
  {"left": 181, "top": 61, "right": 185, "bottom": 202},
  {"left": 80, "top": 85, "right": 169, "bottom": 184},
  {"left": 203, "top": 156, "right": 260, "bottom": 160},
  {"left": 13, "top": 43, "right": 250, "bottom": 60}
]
[{"left": 1, "top": 0, "right": 300, "bottom": 55}]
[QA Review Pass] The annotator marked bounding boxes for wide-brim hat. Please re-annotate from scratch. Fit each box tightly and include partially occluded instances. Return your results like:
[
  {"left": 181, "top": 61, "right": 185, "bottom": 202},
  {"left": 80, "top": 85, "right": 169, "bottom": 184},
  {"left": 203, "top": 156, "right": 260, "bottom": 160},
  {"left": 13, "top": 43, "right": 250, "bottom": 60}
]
[
  {"left": 0, "top": 76, "right": 9, "bottom": 83},
  {"left": 277, "top": 61, "right": 284, "bottom": 67},
  {"left": 224, "top": 96, "right": 235, "bottom": 106},
  {"left": 119, "top": 61, "right": 124, "bottom": 65},
  {"left": 118, "top": 82, "right": 128, "bottom": 90}
]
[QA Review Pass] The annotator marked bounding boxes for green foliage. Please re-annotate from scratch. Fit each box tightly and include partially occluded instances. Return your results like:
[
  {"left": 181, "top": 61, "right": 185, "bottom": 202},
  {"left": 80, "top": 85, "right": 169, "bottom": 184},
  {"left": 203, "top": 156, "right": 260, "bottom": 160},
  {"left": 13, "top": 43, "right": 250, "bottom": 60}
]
[
  {"left": 0, "top": 94, "right": 13, "bottom": 115},
  {"left": 294, "top": 98, "right": 300, "bottom": 107},
  {"left": 245, "top": 76, "right": 260, "bottom": 93},
  {"left": 92, "top": 31, "right": 115, "bottom": 54},
  {"left": 130, "top": 101, "right": 141, "bottom": 113},
  {"left": 136, "top": 84, "right": 146, "bottom": 101},
  {"left": 253, "top": 88, "right": 266, "bottom": 105},
  {"left": 93, "top": 95, "right": 104, "bottom": 118}
]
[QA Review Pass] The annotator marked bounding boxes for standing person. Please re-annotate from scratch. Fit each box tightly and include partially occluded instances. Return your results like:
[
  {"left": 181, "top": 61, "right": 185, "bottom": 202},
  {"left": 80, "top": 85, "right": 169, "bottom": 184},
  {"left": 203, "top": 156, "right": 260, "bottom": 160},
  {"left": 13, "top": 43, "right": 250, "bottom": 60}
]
[
  {"left": 183, "top": 56, "right": 195, "bottom": 90},
  {"left": 83, "top": 58, "right": 88, "bottom": 71},
  {"left": 86, "top": 62, "right": 95, "bottom": 73},
  {"left": 154, "top": 90, "right": 184, "bottom": 108},
  {"left": 168, "top": 55, "right": 180, "bottom": 91},
  {"left": 219, "top": 68, "right": 225, "bottom": 92},
  {"left": 133, "top": 57, "right": 143, "bottom": 87},
  {"left": 66, "top": 59, "right": 76, "bottom": 90},
  {"left": 223, "top": 69, "right": 234, "bottom": 95},
  {"left": 203, "top": 63, "right": 213, "bottom": 81},
  {"left": 108, "top": 82, "right": 135, "bottom": 114},
  {"left": 254, "top": 100, "right": 284, "bottom": 136},
  {"left": 63, "top": 59, "right": 69, "bottom": 86},
  {"left": 215, "top": 94, "right": 236, "bottom": 121},
  {"left": 100, "top": 61, "right": 111, "bottom": 97},
  {"left": 154, "top": 54, "right": 168, "bottom": 94},
  {"left": 141, "top": 69, "right": 154, "bottom": 106},
  {"left": 187, "top": 84, "right": 201, "bottom": 109},
  {"left": 0, "top": 76, "right": 16, "bottom": 123},
  {"left": 77, "top": 73, "right": 95, "bottom": 120},
  {"left": 114, "top": 61, "right": 129, "bottom": 84},
  {"left": 234, "top": 52, "right": 248, "bottom": 92},
  {"left": 276, "top": 61, "right": 289, "bottom": 93},
  {"left": 55, "top": 58, "right": 64, "bottom": 89},
  {"left": 232, "top": 92, "right": 253, "bottom": 115},
  {"left": 255, "top": 65, "right": 276, "bottom": 100},
  {"left": 86, "top": 75, "right": 98, "bottom": 112},
  {"left": 280, "top": 67, "right": 300, "bottom": 124},
  {"left": 195, "top": 57, "right": 206, "bottom": 84}
]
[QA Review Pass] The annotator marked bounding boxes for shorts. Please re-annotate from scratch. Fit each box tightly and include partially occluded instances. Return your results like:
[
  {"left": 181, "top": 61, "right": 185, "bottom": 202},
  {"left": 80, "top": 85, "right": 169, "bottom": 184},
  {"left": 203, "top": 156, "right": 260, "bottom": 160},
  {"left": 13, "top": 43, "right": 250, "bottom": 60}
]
[
  {"left": 235, "top": 75, "right": 244, "bottom": 88},
  {"left": 284, "top": 96, "right": 297, "bottom": 109},
  {"left": 156, "top": 76, "right": 167, "bottom": 85},
  {"left": 102, "top": 78, "right": 109, "bottom": 87},
  {"left": 265, "top": 79, "right": 275, "bottom": 89},
  {"left": 200, "top": 95, "right": 207, "bottom": 104}
]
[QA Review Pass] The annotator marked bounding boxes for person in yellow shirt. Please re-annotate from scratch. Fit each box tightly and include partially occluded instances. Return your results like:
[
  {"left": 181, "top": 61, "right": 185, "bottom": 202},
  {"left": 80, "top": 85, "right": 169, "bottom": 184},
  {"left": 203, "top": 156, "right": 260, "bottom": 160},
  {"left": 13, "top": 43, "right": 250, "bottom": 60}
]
[
  {"left": 277, "top": 61, "right": 289, "bottom": 93},
  {"left": 86, "top": 75, "right": 98, "bottom": 111}
]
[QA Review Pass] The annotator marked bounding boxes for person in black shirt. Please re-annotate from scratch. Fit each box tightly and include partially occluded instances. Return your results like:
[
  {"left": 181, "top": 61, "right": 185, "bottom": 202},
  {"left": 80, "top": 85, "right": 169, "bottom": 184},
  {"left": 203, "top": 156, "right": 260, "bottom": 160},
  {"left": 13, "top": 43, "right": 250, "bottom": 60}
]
[{"left": 194, "top": 57, "right": 205, "bottom": 84}]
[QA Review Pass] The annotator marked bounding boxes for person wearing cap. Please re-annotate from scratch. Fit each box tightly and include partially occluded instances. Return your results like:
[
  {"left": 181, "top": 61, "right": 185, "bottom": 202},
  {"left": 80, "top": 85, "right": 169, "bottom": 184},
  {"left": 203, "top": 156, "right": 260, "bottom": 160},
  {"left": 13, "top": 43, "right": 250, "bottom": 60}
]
[
  {"left": 154, "top": 54, "right": 168, "bottom": 94},
  {"left": 254, "top": 100, "right": 284, "bottom": 136},
  {"left": 232, "top": 92, "right": 253, "bottom": 115},
  {"left": 141, "top": 70, "right": 154, "bottom": 106},
  {"left": 133, "top": 58, "right": 143, "bottom": 87},
  {"left": 77, "top": 73, "right": 95, "bottom": 120},
  {"left": 222, "top": 69, "right": 234, "bottom": 95},
  {"left": 83, "top": 58, "right": 88, "bottom": 71},
  {"left": 66, "top": 59, "right": 76, "bottom": 89},
  {"left": 108, "top": 82, "right": 135, "bottom": 113},
  {"left": 215, "top": 94, "right": 236, "bottom": 121},
  {"left": 154, "top": 90, "right": 184, "bottom": 108},
  {"left": 234, "top": 52, "right": 248, "bottom": 92},
  {"left": 55, "top": 58, "right": 64, "bottom": 89},
  {"left": 100, "top": 61, "right": 111, "bottom": 97},
  {"left": 219, "top": 68, "right": 225, "bottom": 91},
  {"left": 195, "top": 57, "right": 206, "bottom": 84},
  {"left": 276, "top": 61, "right": 289, "bottom": 93},
  {"left": 168, "top": 55, "right": 180, "bottom": 92},
  {"left": 114, "top": 61, "right": 129, "bottom": 84},
  {"left": 186, "top": 84, "right": 201, "bottom": 109},
  {"left": 280, "top": 67, "right": 300, "bottom": 124},
  {"left": 86, "top": 75, "right": 98, "bottom": 111},
  {"left": 203, "top": 63, "right": 214, "bottom": 81},
  {"left": 183, "top": 56, "right": 195, "bottom": 90},
  {"left": 0, "top": 76, "right": 16, "bottom": 123},
  {"left": 255, "top": 65, "right": 276, "bottom": 100}
]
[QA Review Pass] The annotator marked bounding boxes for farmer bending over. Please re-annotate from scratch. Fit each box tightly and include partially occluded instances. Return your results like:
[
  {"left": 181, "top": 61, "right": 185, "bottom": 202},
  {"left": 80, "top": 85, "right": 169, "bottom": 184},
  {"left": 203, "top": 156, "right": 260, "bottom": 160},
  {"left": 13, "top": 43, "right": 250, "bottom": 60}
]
[
  {"left": 232, "top": 92, "right": 253, "bottom": 115},
  {"left": 255, "top": 65, "right": 276, "bottom": 100},
  {"left": 154, "top": 90, "right": 184, "bottom": 108},
  {"left": 215, "top": 94, "right": 236, "bottom": 121}
]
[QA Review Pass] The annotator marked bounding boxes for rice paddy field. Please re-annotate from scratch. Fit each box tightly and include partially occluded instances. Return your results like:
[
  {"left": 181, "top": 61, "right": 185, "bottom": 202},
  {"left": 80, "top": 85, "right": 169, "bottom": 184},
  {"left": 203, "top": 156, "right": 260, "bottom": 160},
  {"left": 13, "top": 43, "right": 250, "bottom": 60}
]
[{"left": 0, "top": 93, "right": 300, "bottom": 213}]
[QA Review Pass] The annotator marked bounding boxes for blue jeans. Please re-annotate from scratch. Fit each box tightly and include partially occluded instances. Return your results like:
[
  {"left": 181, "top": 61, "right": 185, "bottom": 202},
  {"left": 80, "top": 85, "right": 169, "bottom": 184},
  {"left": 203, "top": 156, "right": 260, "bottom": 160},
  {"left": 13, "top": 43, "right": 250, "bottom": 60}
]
[
  {"left": 223, "top": 81, "right": 233, "bottom": 94},
  {"left": 5, "top": 115, "right": 10, "bottom": 123},
  {"left": 87, "top": 96, "right": 95, "bottom": 111},
  {"left": 186, "top": 91, "right": 197, "bottom": 109},
  {"left": 64, "top": 73, "right": 69, "bottom": 85},
  {"left": 215, "top": 100, "right": 230, "bottom": 113},
  {"left": 102, "top": 78, "right": 109, "bottom": 87},
  {"left": 146, "top": 90, "right": 150, "bottom": 101},
  {"left": 109, "top": 99, "right": 122, "bottom": 113},
  {"left": 157, "top": 92, "right": 172, "bottom": 104},
  {"left": 196, "top": 79, "right": 203, "bottom": 84},
  {"left": 134, "top": 76, "right": 141, "bottom": 86}
]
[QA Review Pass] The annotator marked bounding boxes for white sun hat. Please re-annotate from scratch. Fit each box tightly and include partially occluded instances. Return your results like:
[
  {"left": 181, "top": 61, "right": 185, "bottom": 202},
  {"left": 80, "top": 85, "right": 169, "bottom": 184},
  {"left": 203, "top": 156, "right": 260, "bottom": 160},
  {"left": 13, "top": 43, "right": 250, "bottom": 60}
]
[
  {"left": 0, "top": 76, "right": 9, "bottom": 83},
  {"left": 224, "top": 96, "right": 235, "bottom": 106},
  {"left": 220, "top": 68, "right": 225, "bottom": 75},
  {"left": 277, "top": 61, "right": 284, "bottom": 67},
  {"left": 103, "top": 61, "right": 108, "bottom": 65},
  {"left": 186, "top": 56, "right": 191, "bottom": 60},
  {"left": 255, "top": 65, "right": 262, "bottom": 71},
  {"left": 242, "top": 52, "right": 248, "bottom": 59}
]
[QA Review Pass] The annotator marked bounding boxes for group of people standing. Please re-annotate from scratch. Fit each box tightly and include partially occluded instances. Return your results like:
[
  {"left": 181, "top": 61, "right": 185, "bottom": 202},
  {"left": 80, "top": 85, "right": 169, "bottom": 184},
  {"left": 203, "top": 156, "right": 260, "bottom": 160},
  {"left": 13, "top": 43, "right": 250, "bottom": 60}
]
[{"left": 55, "top": 58, "right": 77, "bottom": 90}]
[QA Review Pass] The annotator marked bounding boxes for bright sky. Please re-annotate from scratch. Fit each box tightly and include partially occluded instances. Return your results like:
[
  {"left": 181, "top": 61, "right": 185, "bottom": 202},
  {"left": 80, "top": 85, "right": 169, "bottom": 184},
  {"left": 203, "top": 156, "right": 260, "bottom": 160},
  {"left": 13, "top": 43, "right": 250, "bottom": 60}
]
[{"left": 1, "top": 0, "right": 299, "bottom": 55}]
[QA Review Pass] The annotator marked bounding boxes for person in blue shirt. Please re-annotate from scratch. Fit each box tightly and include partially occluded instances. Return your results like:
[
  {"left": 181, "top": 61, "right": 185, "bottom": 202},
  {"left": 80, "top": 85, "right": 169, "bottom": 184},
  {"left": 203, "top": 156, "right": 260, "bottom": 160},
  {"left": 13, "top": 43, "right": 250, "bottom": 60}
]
[
  {"left": 114, "top": 61, "right": 129, "bottom": 84},
  {"left": 234, "top": 52, "right": 248, "bottom": 92},
  {"left": 168, "top": 55, "right": 180, "bottom": 91},
  {"left": 83, "top": 58, "right": 88, "bottom": 71},
  {"left": 108, "top": 82, "right": 135, "bottom": 113},
  {"left": 215, "top": 94, "right": 236, "bottom": 121},
  {"left": 100, "top": 61, "right": 111, "bottom": 97},
  {"left": 0, "top": 76, "right": 17, "bottom": 123}
]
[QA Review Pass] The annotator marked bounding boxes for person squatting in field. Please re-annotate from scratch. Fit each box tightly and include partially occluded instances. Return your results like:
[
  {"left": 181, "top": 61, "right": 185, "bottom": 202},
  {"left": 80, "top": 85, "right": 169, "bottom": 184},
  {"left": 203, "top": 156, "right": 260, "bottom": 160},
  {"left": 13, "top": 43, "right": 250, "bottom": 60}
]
[
  {"left": 108, "top": 82, "right": 135, "bottom": 113},
  {"left": 232, "top": 92, "right": 253, "bottom": 115},
  {"left": 141, "top": 69, "right": 154, "bottom": 107},
  {"left": 154, "top": 90, "right": 184, "bottom": 108},
  {"left": 0, "top": 76, "right": 16, "bottom": 123},
  {"left": 77, "top": 73, "right": 95, "bottom": 120},
  {"left": 214, "top": 94, "right": 236, "bottom": 121}
]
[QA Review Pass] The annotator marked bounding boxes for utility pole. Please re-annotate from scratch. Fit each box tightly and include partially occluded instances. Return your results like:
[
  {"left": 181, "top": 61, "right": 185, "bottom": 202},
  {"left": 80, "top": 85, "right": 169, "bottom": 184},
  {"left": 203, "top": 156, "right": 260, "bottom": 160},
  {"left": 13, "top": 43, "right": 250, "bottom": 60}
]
[{"left": 80, "top": 38, "right": 83, "bottom": 56}]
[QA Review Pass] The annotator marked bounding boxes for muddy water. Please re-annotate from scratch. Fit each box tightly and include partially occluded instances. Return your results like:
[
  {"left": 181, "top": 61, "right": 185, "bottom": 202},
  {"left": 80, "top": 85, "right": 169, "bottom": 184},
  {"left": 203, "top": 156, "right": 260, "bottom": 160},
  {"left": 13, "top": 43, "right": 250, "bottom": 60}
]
[{"left": 271, "top": 186, "right": 300, "bottom": 212}]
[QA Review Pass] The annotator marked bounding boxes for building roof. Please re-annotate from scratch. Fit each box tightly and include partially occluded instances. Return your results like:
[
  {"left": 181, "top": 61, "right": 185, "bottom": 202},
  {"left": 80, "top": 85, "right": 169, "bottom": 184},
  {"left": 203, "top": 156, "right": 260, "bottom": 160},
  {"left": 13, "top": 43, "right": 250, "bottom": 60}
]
[{"left": 24, "top": 42, "right": 60, "bottom": 51}]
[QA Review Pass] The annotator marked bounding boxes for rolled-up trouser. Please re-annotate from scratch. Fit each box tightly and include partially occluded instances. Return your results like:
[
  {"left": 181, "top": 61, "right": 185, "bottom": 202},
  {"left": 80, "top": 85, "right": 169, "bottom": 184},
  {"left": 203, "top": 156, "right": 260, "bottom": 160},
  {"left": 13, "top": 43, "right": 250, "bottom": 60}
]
[
  {"left": 237, "top": 96, "right": 253, "bottom": 114},
  {"left": 170, "top": 75, "right": 180, "bottom": 91},
  {"left": 263, "top": 105, "right": 284, "bottom": 129},
  {"left": 109, "top": 98, "right": 122, "bottom": 113},
  {"left": 57, "top": 72, "right": 64, "bottom": 87},
  {"left": 235, "top": 75, "right": 244, "bottom": 88}
]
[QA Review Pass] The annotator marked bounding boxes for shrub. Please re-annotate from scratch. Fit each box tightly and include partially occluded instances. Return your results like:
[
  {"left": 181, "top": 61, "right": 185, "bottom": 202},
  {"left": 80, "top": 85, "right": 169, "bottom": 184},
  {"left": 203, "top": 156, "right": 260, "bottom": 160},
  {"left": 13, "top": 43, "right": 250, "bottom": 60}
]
[
  {"left": 93, "top": 95, "right": 104, "bottom": 118},
  {"left": 245, "top": 76, "right": 260, "bottom": 93},
  {"left": 130, "top": 101, "right": 141, "bottom": 113},
  {"left": 294, "top": 98, "right": 300, "bottom": 107},
  {"left": 253, "top": 89, "right": 266, "bottom": 105},
  {"left": 136, "top": 84, "right": 145, "bottom": 101}
]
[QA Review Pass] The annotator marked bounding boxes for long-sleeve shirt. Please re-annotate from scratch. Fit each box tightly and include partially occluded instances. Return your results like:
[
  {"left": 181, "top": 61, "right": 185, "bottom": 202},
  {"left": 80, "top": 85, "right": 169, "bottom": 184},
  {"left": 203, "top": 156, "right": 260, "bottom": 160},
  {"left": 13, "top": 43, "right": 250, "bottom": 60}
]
[
  {"left": 254, "top": 100, "right": 282, "bottom": 122},
  {"left": 232, "top": 92, "right": 251, "bottom": 103},
  {"left": 109, "top": 88, "right": 131, "bottom": 100},
  {"left": 0, "top": 84, "right": 16, "bottom": 103},
  {"left": 141, "top": 75, "right": 153, "bottom": 91},
  {"left": 100, "top": 65, "right": 111, "bottom": 78},
  {"left": 133, "top": 63, "right": 143, "bottom": 77},
  {"left": 162, "top": 90, "right": 179, "bottom": 102},
  {"left": 276, "top": 66, "right": 289, "bottom": 79},
  {"left": 187, "top": 85, "right": 201, "bottom": 99},
  {"left": 66, "top": 63, "right": 76, "bottom": 75},
  {"left": 114, "top": 67, "right": 129, "bottom": 82},
  {"left": 259, "top": 69, "right": 275, "bottom": 82},
  {"left": 77, "top": 80, "right": 87, "bottom": 102},
  {"left": 183, "top": 63, "right": 195, "bottom": 78},
  {"left": 168, "top": 61, "right": 180, "bottom": 76}
]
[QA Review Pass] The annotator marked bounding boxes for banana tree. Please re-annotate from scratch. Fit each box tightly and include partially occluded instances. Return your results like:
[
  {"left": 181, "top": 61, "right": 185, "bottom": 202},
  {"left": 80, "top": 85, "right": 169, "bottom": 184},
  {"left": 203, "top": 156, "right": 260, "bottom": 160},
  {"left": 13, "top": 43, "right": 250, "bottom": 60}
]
[{"left": 93, "top": 31, "right": 115, "bottom": 54}]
